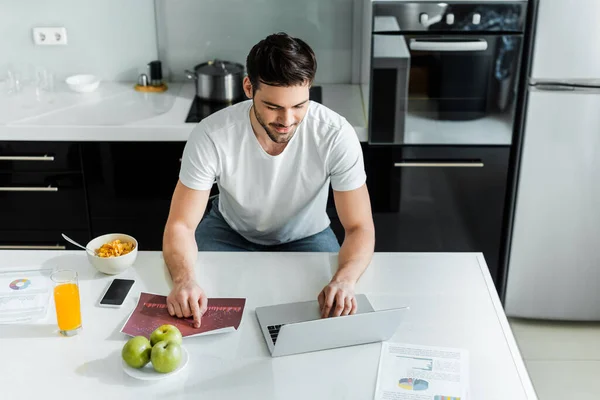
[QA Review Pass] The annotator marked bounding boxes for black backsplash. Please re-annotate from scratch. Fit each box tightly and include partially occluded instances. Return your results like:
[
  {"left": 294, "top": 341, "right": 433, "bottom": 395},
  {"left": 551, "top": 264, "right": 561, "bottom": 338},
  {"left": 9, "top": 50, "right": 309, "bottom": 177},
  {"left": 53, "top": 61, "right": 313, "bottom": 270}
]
[{"left": 185, "top": 86, "right": 322, "bottom": 123}]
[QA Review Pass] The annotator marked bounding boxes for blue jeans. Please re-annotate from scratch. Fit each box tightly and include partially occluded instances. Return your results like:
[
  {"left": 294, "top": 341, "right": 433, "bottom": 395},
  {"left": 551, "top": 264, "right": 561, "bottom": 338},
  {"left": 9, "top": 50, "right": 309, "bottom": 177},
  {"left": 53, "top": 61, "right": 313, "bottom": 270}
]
[{"left": 195, "top": 197, "right": 341, "bottom": 252}]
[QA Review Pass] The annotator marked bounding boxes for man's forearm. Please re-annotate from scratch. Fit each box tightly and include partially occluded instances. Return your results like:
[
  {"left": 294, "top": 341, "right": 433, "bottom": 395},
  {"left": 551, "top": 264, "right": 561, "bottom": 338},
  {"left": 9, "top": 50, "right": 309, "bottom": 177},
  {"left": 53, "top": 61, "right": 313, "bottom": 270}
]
[
  {"left": 333, "top": 226, "right": 375, "bottom": 284},
  {"left": 163, "top": 223, "right": 199, "bottom": 285}
]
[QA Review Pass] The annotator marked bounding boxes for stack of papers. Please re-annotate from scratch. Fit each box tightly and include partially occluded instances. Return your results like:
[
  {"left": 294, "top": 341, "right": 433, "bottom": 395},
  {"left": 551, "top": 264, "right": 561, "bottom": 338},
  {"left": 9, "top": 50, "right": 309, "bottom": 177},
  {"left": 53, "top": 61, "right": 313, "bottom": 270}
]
[
  {"left": 375, "top": 342, "right": 469, "bottom": 400},
  {"left": 0, "top": 268, "right": 52, "bottom": 323}
]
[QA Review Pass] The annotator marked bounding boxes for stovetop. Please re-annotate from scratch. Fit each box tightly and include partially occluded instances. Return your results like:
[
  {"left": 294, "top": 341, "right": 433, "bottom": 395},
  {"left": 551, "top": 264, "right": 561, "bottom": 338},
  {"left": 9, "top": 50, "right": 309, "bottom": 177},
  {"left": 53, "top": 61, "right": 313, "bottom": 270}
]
[{"left": 185, "top": 86, "right": 323, "bottom": 123}]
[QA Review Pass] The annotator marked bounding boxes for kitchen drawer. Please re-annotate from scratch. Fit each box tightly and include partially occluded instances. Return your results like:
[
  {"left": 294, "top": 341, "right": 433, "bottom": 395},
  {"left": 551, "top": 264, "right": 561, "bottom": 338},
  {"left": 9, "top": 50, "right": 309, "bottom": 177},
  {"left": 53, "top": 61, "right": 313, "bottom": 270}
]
[
  {"left": 0, "top": 172, "right": 89, "bottom": 231},
  {"left": 0, "top": 229, "right": 90, "bottom": 250},
  {"left": 82, "top": 142, "right": 185, "bottom": 221},
  {"left": 0, "top": 142, "right": 82, "bottom": 173},
  {"left": 366, "top": 146, "right": 508, "bottom": 211},
  {"left": 365, "top": 145, "right": 510, "bottom": 285}
]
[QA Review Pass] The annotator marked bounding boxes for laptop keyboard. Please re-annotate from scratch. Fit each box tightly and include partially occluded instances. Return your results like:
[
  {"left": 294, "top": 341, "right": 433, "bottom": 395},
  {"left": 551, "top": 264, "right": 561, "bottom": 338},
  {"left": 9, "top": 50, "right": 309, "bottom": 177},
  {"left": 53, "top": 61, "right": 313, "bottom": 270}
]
[{"left": 267, "top": 324, "right": 285, "bottom": 345}]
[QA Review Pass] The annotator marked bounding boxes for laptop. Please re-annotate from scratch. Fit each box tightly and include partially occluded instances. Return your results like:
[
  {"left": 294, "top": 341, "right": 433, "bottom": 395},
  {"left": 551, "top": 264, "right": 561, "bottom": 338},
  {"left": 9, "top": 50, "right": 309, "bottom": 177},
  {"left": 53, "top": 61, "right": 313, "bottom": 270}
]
[{"left": 255, "top": 294, "right": 408, "bottom": 357}]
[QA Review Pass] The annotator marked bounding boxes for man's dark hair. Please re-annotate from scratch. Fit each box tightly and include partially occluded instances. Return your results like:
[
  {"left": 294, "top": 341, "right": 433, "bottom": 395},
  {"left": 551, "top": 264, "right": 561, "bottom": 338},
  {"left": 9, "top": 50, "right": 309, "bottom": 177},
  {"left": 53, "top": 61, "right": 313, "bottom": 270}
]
[{"left": 246, "top": 32, "right": 317, "bottom": 94}]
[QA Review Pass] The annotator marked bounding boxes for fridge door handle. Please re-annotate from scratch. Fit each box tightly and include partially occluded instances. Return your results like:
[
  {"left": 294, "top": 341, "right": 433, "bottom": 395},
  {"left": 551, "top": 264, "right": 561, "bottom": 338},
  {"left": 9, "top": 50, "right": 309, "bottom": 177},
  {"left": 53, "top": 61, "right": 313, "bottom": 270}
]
[
  {"left": 530, "top": 79, "right": 600, "bottom": 91},
  {"left": 533, "top": 83, "right": 575, "bottom": 91},
  {"left": 409, "top": 39, "right": 488, "bottom": 52}
]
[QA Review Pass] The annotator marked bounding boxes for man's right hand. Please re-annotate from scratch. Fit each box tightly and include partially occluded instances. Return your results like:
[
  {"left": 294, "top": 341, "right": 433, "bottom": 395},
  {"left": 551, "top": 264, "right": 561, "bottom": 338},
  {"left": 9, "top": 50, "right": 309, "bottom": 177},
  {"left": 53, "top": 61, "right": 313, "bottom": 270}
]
[{"left": 166, "top": 280, "right": 208, "bottom": 329}]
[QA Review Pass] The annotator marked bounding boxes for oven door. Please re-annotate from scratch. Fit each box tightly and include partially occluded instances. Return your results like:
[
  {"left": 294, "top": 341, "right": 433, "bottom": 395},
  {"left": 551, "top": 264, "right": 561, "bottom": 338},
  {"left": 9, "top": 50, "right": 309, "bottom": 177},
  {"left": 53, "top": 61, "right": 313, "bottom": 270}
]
[{"left": 369, "top": 34, "right": 523, "bottom": 145}]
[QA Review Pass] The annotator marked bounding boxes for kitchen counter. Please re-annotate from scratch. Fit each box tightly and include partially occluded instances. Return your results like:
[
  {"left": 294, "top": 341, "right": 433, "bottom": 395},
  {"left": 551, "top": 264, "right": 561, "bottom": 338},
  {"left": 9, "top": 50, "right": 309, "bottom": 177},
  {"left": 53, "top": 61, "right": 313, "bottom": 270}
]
[
  {"left": 372, "top": 0, "right": 525, "bottom": 2},
  {"left": 0, "top": 82, "right": 368, "bottom": 142},
  {"left": 0, "top": 250, "right": 537, "bottom": 399}
]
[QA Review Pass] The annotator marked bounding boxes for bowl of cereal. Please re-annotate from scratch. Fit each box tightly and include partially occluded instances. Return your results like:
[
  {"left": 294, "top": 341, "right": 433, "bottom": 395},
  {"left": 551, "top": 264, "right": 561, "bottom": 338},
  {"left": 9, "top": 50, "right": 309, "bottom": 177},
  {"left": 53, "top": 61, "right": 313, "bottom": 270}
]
[{"left": 86, "top": 233, "right": 138, "bottom": 275}]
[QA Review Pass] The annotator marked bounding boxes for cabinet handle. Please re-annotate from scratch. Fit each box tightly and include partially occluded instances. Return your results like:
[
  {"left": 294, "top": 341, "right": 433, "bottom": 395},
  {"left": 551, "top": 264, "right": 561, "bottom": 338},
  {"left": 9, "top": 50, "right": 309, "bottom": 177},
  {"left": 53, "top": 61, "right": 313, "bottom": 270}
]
[
  {"left": 0, "top": 186, "right": 59, "bottom": 192},
  {"left": 394, "top": 162, "right": 484, "bottom": 168},
  {"left": 0, "top": 155, "right": 55, "bottom": 161},
  {"left": 0, "top": 244, "right": 66, "bottom": 250}
]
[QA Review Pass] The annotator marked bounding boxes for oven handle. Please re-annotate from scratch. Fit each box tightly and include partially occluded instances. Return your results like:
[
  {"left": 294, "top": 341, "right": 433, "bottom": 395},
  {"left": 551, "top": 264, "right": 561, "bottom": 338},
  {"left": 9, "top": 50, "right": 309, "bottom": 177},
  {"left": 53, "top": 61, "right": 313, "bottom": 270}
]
[{"left": 409, "top": 39, "right": 488, "bottom": 52}]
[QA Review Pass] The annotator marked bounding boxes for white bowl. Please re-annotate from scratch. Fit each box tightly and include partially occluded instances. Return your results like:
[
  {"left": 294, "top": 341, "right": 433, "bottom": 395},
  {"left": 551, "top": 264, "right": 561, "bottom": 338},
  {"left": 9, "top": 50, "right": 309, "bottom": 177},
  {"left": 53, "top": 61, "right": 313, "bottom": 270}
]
[
  {"left": 66, "top": 74, "right": 100, "bottom": 93},
  {"left": 86, "top": 233, "right": 138, "bottom": 275}
]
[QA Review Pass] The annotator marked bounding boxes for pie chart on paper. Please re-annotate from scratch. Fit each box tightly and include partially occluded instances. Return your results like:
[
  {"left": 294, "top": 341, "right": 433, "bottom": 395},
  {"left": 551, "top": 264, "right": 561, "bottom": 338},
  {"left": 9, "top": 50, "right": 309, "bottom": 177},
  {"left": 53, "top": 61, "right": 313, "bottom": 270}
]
[{"left": 398, "top": 377, "right": 429, "bottom": 391}]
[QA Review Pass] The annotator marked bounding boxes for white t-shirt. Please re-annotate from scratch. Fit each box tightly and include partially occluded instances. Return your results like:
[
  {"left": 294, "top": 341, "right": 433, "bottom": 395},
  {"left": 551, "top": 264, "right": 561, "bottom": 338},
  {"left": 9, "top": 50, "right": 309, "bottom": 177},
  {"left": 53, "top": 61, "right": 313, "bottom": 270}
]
[{"left": 179, "top": 99, "right": 366, "bottom": 245}]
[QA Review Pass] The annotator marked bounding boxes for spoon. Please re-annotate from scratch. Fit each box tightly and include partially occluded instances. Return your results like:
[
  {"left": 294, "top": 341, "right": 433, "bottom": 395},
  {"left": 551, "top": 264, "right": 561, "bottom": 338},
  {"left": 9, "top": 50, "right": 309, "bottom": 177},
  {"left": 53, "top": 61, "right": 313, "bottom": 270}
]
[{"left": 61, "top": 233, "right": 96, "bottom": 256}]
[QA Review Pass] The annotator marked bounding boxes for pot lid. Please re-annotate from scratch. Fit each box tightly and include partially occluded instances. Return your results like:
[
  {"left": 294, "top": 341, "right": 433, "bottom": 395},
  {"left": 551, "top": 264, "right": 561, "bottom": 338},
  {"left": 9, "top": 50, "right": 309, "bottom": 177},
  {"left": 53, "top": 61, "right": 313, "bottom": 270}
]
[{"left": 194, "top": 59, "right": 244, "bottom": 76}]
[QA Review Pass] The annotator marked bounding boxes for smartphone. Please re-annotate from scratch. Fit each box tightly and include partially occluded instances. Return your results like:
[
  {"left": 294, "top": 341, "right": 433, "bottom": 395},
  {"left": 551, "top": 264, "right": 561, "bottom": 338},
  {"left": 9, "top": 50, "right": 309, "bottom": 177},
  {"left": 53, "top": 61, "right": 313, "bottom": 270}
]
[{"left": 98, "top": 278, "right": 135, "bottom": 308}]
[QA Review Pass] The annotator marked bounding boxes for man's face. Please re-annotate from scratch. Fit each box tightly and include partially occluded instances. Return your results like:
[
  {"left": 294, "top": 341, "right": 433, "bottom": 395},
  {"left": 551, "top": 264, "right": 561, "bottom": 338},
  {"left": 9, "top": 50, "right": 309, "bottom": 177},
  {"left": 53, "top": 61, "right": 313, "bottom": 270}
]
[{"left": 245, "top": 78, "right": 310, "bottom": 144}]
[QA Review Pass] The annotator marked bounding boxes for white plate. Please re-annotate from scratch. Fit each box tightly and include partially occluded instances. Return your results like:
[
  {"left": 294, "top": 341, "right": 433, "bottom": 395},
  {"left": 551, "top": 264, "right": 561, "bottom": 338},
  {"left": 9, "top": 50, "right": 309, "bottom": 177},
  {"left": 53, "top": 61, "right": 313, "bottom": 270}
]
[{"left": 122, "top": 346, "right": 189, "bottom": 380}]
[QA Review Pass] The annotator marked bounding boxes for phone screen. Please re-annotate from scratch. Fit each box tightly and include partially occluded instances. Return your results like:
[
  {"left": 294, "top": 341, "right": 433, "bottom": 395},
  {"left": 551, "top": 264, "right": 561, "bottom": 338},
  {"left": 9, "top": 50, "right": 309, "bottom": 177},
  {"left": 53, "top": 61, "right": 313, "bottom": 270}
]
[{"left": 100, "top": 279, "right": 135, "bottom": 305}]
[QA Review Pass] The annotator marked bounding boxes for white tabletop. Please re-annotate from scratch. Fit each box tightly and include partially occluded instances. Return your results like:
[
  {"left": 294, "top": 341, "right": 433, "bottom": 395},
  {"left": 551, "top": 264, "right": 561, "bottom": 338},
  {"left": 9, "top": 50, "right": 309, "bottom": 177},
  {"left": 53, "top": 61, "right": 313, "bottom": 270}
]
[{"left": 0, "top": 251, "right": 536, "bottom": 399}]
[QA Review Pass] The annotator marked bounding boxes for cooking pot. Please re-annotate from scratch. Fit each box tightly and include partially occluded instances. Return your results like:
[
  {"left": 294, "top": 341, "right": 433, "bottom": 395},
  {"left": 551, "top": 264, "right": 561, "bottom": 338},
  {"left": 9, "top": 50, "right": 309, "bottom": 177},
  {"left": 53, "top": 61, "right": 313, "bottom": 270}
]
[{"left": 185, "top": 59, "right": 245, "bottom": 103}]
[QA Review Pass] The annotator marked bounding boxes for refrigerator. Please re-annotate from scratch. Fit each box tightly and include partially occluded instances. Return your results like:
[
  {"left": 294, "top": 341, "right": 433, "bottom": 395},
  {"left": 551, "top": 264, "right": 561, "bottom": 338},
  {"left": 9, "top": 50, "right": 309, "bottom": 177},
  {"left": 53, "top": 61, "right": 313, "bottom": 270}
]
[{"left": 504, "top": 0, "right": 600, "bottom": 320}]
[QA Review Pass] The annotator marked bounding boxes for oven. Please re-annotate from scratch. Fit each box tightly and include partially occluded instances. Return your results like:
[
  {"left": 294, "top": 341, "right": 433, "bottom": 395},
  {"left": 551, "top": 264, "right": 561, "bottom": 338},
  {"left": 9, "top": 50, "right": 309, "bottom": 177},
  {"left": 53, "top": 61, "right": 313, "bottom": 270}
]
[{"left": 368, "top": 1, "right": 527, "bottom": 145}]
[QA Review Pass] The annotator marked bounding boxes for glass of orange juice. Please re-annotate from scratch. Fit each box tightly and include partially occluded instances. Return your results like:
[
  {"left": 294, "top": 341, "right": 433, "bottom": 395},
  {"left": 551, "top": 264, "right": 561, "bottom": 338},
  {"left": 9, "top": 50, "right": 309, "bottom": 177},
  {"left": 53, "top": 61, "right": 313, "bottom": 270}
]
[{"left": 51, "top": 270, "right": 82, "bottom": 336}]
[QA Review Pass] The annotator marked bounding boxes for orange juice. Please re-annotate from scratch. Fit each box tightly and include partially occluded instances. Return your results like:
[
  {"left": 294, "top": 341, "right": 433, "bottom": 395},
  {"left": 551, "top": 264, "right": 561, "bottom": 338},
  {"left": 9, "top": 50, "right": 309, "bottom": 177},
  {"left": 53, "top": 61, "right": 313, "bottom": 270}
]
[{"left": 54, "top": 283, "right": 82, "bottom": 332}]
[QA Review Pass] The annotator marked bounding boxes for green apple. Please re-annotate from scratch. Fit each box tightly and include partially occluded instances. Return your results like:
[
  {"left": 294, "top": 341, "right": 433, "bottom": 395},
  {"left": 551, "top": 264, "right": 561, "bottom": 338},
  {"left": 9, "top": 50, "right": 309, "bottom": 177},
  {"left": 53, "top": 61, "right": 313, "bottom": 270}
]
[
  {"left": 150, "top": 324, "right": 183, "bottom": 346},
  {"left": 151, "top": 340, "right": 182, "bottom": 373},
  {"left": 122, "top": 336, "right": 152, "bottom": 368}
]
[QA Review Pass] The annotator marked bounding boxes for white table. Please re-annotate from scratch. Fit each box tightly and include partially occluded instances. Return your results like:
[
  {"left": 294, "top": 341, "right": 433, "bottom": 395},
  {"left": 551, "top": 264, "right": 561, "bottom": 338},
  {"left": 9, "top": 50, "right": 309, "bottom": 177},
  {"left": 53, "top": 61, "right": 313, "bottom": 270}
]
[{"left": 0, "top": 251, "right": 537, "bottom": 399}]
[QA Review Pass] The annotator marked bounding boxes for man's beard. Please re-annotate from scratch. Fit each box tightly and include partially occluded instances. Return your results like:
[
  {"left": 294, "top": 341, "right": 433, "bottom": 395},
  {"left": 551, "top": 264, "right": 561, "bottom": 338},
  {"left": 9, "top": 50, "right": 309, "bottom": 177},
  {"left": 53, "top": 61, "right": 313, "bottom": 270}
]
[{"left": 253, "top": 103, "right": 297, "bottom": 144}]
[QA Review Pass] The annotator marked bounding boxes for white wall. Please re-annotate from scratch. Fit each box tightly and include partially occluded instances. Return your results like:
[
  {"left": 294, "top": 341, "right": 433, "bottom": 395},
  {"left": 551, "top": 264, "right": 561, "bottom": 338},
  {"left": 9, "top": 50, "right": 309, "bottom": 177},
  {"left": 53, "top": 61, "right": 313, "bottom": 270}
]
[
  {"left": 0, "top": 0, "right": 357, "bottom": 84},
  {"left": 155, "top": 0, "right": 355, "bottom": 84},
  {"left": 0, "top": 0, "right": 157, "bottom": 81}
]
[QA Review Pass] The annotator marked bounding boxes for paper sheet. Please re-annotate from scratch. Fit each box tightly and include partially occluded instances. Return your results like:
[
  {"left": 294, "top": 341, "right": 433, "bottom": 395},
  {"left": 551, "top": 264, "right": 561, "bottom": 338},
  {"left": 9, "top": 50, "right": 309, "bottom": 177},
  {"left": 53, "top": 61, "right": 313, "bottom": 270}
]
[
  {"left": 0, "top": 268, "right": 52, "bottom": 323},
  {"left": 374, "top": 342, "right": 469, "bottom": 400}
]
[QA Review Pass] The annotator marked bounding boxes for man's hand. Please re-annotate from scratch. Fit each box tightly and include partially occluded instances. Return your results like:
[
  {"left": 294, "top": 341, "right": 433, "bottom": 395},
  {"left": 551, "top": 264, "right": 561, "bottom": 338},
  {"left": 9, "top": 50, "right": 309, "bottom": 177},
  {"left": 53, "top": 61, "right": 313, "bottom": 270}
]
[
  {"left": 322, "top": 184, "right": 373, "bottom": 318},
  {"left": 318, "top": 279, "right": 357, "bottom": 318},
  {"left": 166, "top": 280, "right": 208, "bottom": 328},
  {"left": 163, "top": 181, "right": 210, "bottom": 328}
]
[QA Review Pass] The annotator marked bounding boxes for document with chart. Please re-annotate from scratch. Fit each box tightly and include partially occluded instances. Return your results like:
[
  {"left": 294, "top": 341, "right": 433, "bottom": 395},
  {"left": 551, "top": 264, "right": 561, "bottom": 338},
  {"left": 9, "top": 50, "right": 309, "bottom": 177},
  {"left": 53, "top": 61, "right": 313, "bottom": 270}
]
[{"left": 374, "top": 342, "right": 469, "bottom": 400}]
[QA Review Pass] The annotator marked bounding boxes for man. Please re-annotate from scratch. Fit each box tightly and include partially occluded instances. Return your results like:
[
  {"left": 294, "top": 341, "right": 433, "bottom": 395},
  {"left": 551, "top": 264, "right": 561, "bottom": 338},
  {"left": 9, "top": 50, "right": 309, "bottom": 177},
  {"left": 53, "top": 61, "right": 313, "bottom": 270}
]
[{"left": 163, "top": 32, "right": 375, "bottom": 328}]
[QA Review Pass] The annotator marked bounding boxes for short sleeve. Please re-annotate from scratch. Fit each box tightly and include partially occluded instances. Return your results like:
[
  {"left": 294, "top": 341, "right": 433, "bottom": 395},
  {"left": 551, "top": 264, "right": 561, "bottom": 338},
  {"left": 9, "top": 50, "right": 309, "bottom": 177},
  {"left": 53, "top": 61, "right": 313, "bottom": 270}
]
[
  {"left": 179, "top": 124, "right": 219, "bottom": 191},
  {"left": 328, "top": 122, "right": 367, "bottom": 191}
]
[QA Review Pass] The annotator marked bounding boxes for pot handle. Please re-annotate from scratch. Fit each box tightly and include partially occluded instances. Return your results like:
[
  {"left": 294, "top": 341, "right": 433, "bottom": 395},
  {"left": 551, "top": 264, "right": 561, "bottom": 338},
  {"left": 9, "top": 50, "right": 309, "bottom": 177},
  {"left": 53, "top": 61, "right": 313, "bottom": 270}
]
[{"left": 185, "top": 69, "right": 197, "bottom": 80}]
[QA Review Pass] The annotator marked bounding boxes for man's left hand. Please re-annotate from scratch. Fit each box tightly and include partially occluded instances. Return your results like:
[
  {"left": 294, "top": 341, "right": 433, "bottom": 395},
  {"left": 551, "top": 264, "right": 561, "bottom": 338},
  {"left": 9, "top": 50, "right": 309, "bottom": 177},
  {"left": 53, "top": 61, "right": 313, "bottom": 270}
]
[{"left": 318, "top": 279, "right": 357, "bottom": 318}]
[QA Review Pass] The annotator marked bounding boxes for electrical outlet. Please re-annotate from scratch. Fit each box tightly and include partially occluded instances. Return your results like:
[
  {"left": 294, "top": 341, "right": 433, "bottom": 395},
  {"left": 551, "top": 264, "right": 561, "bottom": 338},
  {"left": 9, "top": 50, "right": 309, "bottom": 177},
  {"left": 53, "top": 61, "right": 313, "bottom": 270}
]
[{"left": 32, "top": 27, "right": 68, "bottom": 45}]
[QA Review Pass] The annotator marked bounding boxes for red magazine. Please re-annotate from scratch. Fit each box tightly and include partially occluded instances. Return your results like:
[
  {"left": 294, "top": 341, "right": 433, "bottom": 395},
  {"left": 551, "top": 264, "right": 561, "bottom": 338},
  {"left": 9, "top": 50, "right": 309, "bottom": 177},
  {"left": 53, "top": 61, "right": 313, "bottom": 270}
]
[{"left": 121, "top": 292, "right": 246, "bottom": 338}]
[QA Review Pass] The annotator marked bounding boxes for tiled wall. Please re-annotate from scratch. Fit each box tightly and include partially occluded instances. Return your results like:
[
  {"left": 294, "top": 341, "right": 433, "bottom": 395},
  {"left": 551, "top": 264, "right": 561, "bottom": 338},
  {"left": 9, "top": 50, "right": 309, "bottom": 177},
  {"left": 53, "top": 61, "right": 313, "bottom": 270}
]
[{"left": 155, "top": 0, "right": 355, "bottom": 84}]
